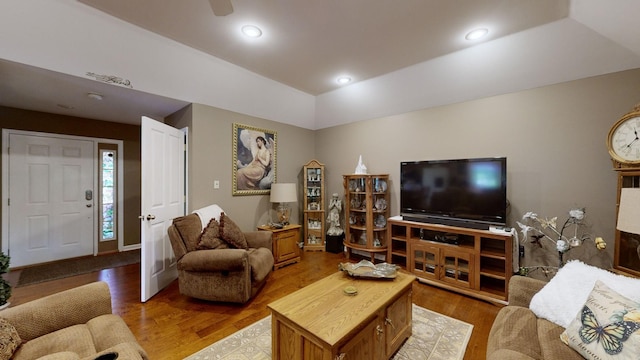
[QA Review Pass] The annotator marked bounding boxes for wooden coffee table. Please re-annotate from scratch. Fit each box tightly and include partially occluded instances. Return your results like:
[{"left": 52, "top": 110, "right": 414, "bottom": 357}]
[{"left": 268, "top": 271, "right": 415, "bottom": 360}]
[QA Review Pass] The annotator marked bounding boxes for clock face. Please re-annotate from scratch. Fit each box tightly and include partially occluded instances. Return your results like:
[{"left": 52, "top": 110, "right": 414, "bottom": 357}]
[{"left": 609, "top": 114, "right": 640, "bottom": 163}]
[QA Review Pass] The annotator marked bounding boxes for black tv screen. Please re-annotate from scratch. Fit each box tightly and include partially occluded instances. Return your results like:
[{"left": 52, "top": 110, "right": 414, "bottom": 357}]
[{"left": 400, "top": 157, "right": 507, "bottom": 229}]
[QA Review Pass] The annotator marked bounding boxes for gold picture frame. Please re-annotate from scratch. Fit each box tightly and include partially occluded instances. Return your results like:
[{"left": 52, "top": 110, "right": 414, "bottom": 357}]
[{"left": 232, "top": 123, "right": 277, "bottom": 195}]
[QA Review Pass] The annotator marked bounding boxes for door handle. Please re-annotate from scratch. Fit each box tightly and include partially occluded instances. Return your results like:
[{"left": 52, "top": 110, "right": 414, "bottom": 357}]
[
  {"left": 385, "top": 318, "right": 395, "bottom": 330},
  {"left": 86, "top": 204, "right": 92, "bottom": 207},
  {"left": 138, "top": 215, "right": 156, "bottom": 221}
]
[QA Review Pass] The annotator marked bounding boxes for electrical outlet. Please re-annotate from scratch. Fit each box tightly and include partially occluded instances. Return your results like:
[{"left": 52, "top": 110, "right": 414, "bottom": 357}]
[{"left": 214, "top": 180, "right": 220, "bottom": 189}]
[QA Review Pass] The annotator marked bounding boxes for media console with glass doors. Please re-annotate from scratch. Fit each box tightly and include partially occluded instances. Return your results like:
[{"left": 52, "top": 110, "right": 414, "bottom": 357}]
[{"left": 387, "top": 217, "right": 513, "bottom": 305}]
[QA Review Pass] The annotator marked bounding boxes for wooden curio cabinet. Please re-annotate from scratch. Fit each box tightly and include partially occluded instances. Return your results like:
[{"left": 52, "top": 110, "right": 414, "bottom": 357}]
[
  {"left": 303, "top": 160, "right": 325, "bottom": 251},
  {"left": 343, "top": 174, "right": 390, "bottom": 262}
]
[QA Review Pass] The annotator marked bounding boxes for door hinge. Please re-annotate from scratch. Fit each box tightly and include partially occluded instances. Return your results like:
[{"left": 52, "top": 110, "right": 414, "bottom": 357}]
[{"left": 7, "top": 198, "right": 9, "bottom": 206}]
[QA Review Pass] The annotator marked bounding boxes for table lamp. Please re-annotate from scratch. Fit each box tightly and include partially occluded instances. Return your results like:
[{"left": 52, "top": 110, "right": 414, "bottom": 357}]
[{"left": 270, "top": 183, "right": 297, "bottom": 226}]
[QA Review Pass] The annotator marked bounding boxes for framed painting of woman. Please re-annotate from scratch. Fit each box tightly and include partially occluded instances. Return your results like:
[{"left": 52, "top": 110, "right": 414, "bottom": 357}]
[{"left": 233, "top": 123, "right": 277, "bottom": 195}]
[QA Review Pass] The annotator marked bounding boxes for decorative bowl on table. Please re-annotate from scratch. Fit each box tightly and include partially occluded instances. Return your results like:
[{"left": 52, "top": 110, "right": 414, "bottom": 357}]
[{"left": 339, "top": 260, "right": 399, "bottom": 279}]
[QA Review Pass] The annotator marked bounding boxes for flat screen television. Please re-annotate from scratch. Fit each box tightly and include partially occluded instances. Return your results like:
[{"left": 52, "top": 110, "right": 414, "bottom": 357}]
[{"left": 400, "top": 157, "right": 507, "bottom": 230}]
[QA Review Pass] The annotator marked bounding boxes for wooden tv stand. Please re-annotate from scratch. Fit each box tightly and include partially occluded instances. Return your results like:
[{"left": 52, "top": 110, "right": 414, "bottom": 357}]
[{"left": 387, "top": 217, "right": 513, "bottom": 305}]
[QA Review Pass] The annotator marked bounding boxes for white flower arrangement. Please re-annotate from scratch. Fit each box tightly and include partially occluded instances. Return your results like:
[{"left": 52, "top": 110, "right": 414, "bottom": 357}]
[
  {"left": 517, "top": 207, "right": 606, "bottom": 272},
  {"left": 569, "top": 208, "right": 585, "bottom": 220}
]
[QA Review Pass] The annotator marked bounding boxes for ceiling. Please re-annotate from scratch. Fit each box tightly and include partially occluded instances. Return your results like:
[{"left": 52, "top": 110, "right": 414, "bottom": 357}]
[
  {"left": 0, "top": 59, "right": 190, "bottom": 125},
  {"left": 1, "top": 0, "right": 640, "bottom": 128},
  {"left": 77, "top": 0, "right": 570, "bottom": 95}
]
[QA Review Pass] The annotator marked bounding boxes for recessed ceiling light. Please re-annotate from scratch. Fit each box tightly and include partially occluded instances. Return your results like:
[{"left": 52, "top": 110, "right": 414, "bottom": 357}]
[
  {"left": 465, "top": 28, "right": 489, "bottom": 41},
  {"left": 241, "top": 25, "right": 263, "bottom": 38},
  {"left": 87, "top": 92, "right": 104, "bottom": 101},
  {"left": 337, "top": 76, "right": 352, "bottom": 85}
]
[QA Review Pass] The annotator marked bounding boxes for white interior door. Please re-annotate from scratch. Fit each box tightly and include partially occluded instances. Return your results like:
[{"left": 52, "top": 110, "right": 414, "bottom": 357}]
[
  {"left": 7, "top": 133, "right": 94, "bottom": 267},
  {"left": 140, "top": 116, "right": 184, "bottom": 302}
]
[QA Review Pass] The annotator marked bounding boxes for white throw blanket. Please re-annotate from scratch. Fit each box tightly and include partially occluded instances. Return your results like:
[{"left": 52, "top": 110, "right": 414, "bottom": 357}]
[
  {"left": 529, "top": 260, "right": 640, "bottom": 328},
  {"left": 192, "top": 204, "right": 224, "bottom": 230}
]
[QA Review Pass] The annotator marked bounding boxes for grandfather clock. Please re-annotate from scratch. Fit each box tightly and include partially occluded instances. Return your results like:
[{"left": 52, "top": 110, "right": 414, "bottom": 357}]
[{"left": 606, "top": 104, "right": 640, "bottom": 276}]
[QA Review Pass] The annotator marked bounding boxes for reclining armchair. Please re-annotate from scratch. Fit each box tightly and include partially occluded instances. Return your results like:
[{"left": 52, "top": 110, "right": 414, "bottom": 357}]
[
  {"left": 2, "top": 282, "right": 147, "bottom": 359},
  {"left": 167, "top": 213, "right": 274, "bottom": 303}
]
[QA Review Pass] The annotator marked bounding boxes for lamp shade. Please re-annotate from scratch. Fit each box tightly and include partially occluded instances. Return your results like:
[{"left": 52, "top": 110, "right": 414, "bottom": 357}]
[
  {"left": 617, "top": 188, "right": 640, "bottom": 235},
  {"left": 270, "top": 183, "right": 298, "bottom": 203}
]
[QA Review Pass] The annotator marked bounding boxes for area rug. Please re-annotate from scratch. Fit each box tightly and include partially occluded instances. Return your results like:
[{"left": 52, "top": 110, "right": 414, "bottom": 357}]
[
  {"left": 16, "top": 249, "right": 140, "bottom": 287},
  {"left": 185, "top": 304, "right": 473, "bottom": 360}
]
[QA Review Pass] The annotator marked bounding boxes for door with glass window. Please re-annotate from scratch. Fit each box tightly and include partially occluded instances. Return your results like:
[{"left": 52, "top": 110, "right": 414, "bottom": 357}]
[
  {"left": 440, "top": 248, "right": 474, "bottom": 289},
  {"left": 411, "top": 243, "right": 440, "bottom": 281}
]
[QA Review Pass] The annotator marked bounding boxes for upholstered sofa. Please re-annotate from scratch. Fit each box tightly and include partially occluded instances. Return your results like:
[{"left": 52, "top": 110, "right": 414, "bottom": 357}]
[
  {"left": 1, "top": 281, "right": 147, "bottom": 360},
  {"left": 167, "top": 213, "right": 274, "bottom": 303},
  {"left": 488, "top": 261, "right": 640, "bottom": 360},
  {"left": 487, "top": 275, "right": 584, "bottom": 359}
]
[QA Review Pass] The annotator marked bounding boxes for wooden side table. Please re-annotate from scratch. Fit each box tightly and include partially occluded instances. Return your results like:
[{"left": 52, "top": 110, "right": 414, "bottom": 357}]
[{"left": 257, "top": 224, "right": 301, "bottom": 269}]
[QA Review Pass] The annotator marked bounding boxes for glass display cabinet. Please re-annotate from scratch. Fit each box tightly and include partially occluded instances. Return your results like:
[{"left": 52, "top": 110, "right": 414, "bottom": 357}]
[
  {"left": 303, "top": 160, "right": 325, "bottom": 251},
  {"left": 343, "top": 174, "right": 389, "bottom": 262}
]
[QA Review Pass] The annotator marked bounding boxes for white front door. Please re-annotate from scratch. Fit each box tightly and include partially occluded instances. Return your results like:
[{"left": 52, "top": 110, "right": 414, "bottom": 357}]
[
  {"left": 7, "top": 133, "right": 94, "bottom": 267},
  {"left": 140, "top": 116, "right": 184, "bottom": 302}
]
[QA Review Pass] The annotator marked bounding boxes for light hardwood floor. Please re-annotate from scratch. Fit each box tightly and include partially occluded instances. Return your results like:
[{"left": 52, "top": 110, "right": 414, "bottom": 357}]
[{"left": 7, "top": 251, "right": 502, "bottom": 359}]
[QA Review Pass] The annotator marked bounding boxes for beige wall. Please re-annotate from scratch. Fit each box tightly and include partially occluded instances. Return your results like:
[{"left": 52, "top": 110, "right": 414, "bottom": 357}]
[
  {"left": 0, "top": 107, "right": 142, "bottom": 247},
  {"left": 314, "top": 68, "right": 640, "bottom": 270},
  {"left": 0, "top": 102, "right": 315, "bottom": 253},
  {"left": 167, "top": 103, "right": 316, "bottom": 231},
  {"left": 4, "top": 68, "right": 640, "bottom": 271}
]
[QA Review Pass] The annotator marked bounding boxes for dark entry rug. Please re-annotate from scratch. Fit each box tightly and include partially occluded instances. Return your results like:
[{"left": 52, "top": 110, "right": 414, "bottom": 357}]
[{"left": 16, "top": 249, "right": 140, "bottom": 287}]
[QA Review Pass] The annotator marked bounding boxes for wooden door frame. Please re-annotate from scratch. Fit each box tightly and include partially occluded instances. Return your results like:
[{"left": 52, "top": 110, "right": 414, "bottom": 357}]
[{"left": 1, "top": 129, "right": 125, "bottom": 257}]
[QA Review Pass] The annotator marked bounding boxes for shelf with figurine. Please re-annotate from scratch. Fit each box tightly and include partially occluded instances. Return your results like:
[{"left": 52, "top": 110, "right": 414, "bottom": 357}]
[{"left": 303, "top": 160, "right": 326, "bottom": 251}]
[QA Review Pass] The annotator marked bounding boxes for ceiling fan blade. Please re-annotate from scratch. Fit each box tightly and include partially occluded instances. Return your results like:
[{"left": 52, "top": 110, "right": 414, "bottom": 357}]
[{"left": 209, "top": 0, "right": 233, "bottom": 16}]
